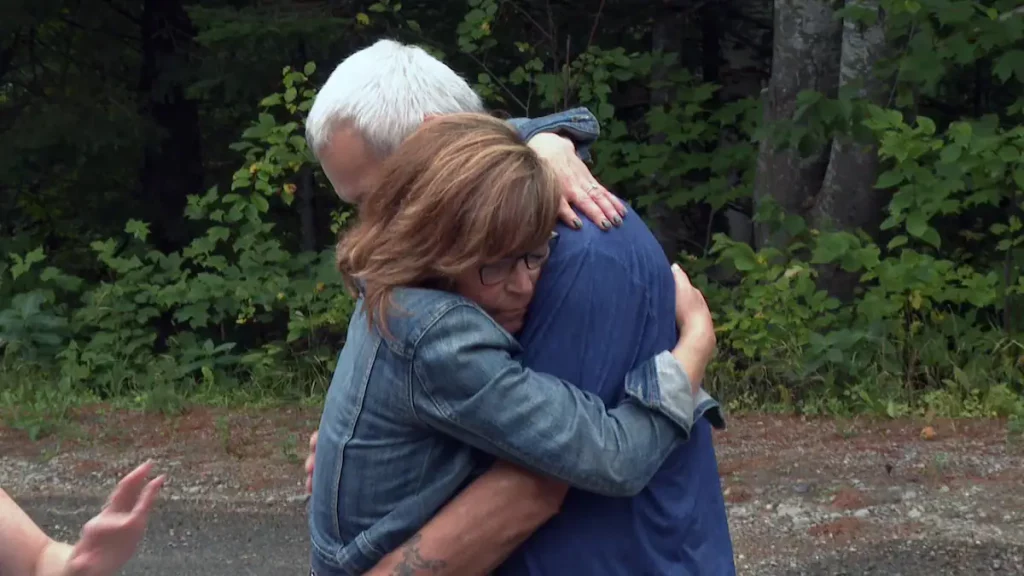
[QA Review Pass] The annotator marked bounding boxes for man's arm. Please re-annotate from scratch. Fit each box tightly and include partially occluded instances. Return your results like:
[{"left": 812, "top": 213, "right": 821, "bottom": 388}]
[
  {"left": 362, "top": 238, "right": 663, "bottom": 576},
  {"left": 363, "top": 462, "right": 567, "bottom": 576}
]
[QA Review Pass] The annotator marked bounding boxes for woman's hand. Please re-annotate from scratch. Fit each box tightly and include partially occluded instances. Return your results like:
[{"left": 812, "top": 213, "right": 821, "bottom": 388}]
[
  {"left": 62, "top": 461, "right": 165, "bottom": 576},
  {"left": 670, "top": 263, "right": 716, "bottom": 394},
  {"left": 527, "top": 133, "right": 626, "bottom": 230}
]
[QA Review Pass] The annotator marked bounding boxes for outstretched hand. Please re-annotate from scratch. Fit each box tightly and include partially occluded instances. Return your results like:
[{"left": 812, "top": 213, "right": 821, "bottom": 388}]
[
  {"left": 527, "top": 133, "right": 626, "bottom": 231},
  {"left": 63, "top": 461, "right": 164, "bottom": 576}
]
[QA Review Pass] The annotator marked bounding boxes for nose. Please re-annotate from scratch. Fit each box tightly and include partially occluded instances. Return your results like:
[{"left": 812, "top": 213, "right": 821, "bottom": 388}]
[{"left": 505, "top": 261, "right": 535, "bottom": 296}]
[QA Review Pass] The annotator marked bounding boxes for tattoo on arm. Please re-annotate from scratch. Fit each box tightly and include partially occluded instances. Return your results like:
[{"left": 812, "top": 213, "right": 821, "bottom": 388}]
[{"left": 390, "top": 534, "right": 448, "bottom": 576}]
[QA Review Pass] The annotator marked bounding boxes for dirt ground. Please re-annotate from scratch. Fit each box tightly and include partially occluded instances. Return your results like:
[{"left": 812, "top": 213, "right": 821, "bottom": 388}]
[{"left": 2, "top": 406, "right": 1023, "bottom": 574}]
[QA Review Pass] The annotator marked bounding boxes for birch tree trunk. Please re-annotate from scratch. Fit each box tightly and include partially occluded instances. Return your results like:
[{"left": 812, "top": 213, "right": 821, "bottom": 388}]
[
  {"left": 753, "top": 0, "right": 842, "bottom": 248},
  {"left": 811, "top": 0, "right": 888, "bottom": 234},
  {"left": 811, "top": 0, "right": 890, "bottom": 297}
]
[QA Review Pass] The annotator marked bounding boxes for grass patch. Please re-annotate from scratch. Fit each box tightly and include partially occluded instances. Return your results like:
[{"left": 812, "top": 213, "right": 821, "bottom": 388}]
[
  {"left": 0, "top": 355, "right": 328, "bottom": 441},
  {"left": 4, "top": 350, "right": 1022, "bottom": 444}
]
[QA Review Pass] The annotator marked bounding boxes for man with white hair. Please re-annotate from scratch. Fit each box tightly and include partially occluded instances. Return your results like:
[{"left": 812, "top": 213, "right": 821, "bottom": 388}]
[
  {"left": 305, "top": 38, "right": 625, "bottom": 229},
  {"left": 305, "top": 39, "right": 734, "bottom": 576}
]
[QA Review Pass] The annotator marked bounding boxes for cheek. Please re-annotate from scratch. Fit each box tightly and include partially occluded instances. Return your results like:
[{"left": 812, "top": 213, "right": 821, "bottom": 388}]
[
  {"left": 527, "top": 267, "right": 542, "bottom": 285},
  {"left": 452, "top": 272, "right": 482, "bottom": 300},
  {"left": 321, "top": 160, "right": 356, "bottom": 202},
  {"left": 453, "top": 273, "right": 505, "bottom": 311},
  {"left": 328, "top": 176, "right": 356, "bottom": 203},
  {"left": 473, "top": 286, "right": 510, "bottom": 313},
  {"left": 320, "top": 140, "right": 380, "bottom": 203}
]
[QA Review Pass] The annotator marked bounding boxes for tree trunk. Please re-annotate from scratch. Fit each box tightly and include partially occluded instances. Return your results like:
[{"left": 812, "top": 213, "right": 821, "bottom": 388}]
[
  {"left": 713, "top": 0, "right": 774, "bottom": 246},
  {"left": 700, "top": 1, "right": 722, "bottom": 87},
  {"left": 753, "top": 0, "right": 842, "bottom": 248},
  {"left": 719, "top": 0, "right": 773, "bottom": 101},
  {"left": 645, "top": 9, "right": 689, "bottom": 261},
  {"left": 137, "top": 0, "right": 203, "bottom": 252},
  {"left": 811, "top": 0, "right": 888, "bottom": 234},
  {"left": 810, "top": 0, "right": 890, "bottom": 297}
]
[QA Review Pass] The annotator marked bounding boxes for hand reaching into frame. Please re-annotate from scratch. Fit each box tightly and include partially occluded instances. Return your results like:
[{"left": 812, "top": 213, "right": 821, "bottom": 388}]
[
  {"left": 526, "top": 132, "right": 626, "bottom": 231},
  {"left": 62, "top": 460, "right": 165, "bottom": 576}
]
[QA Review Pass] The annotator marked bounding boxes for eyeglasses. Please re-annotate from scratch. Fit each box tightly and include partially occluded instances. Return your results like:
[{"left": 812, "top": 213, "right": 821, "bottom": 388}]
[{"left": 479, "top": 232, "right": 560, "bottom": 286}]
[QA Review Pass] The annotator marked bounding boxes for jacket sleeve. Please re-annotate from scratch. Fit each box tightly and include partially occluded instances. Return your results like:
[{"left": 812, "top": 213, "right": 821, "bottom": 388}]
[
  {"left": 409, "top": 303, "right": 696, "bottom": 497},
  {"left": 506, "top": 107, "right": 600, "bottom": 162}
]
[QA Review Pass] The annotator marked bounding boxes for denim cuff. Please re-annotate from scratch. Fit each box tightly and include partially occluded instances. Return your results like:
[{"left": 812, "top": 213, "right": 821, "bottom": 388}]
[
  {"left": 624, "top": 351, "right": 695, "bottom": 439},
  {"left": 695, "top": 388, "right": 726, "bottom": 430},
  {"left": 507, "top": 107, "right": 600, "bottom": 162}
]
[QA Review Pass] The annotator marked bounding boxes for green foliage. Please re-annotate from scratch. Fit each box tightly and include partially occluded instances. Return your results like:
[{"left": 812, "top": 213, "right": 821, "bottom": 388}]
[
  {"left": 0, "top": 248, "right": 82, "bottom": 360},
  {"left": 0, "top": 358, "right": 79, "bottom": 440},
  {"left": 704, "top": 110, "right": 1024, "bottom": 418},
  {"left": 2, "top": 66, "right": 354, "bottom": 409},
  {"left": 681, "top": 0, "right": 1024, "bottom": 418},
  {"left": 3, "top": 0, "right": 1023, "bottom": 427}
]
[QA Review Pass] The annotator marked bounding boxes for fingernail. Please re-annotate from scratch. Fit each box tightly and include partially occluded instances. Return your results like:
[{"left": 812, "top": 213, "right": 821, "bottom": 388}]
[
  {"left": 672, "top": 263, "right": 680, "bottom": 272},
  {"left": 612, "top": 215, "right": 622, "bottom": 226},
  {"left": 573, "top": 218, "right": 583, "bottom": 229},
  {"left": 601, "top": 219, "right": 611, "bottom": 230}
]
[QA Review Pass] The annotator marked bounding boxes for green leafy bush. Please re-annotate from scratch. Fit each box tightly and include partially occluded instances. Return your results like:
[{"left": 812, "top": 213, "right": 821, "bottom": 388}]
[
  {"left": 2, "top": 64, "right": 354, "bottom": 405},
  {"left": 2, "top": 0, "right": 1022, "bottom": 423},
  {"left": 704, "top": 109, "right": 1024, "bottom": 418}
]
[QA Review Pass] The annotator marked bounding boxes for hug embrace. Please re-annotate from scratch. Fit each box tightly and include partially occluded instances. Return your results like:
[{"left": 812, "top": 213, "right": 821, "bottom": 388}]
[
  {"left": 0, "top": 38, "right": 735, "bottom": 576},
  {"left": 304, "top": 39, "right": 734, "bottom": 576}
]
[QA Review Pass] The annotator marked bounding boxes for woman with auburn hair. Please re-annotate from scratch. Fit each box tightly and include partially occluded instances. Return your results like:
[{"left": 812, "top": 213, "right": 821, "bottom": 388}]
[{"left": 309, "top": 113, "right": 717, "bottom": 575}]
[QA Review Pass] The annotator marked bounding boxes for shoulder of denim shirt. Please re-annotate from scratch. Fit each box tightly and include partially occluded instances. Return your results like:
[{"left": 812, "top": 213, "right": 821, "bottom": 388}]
[
  {"left": 375, "top": 287, "right": 520, "bottom": 359},
  {"left": 505, "top": 107, "right": 600, "bottom": 162}
]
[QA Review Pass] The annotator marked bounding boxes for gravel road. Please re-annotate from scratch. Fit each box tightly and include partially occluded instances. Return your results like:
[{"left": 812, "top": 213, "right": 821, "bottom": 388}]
[
  {"left": 17, "top": 494, "right": 1024, "bottom": 576},
  {"left": 3, "top": 408, "right": 1022, "bottom": 574},
  {"left": 18, "top": 495, "right": 309, "bottom": 576}
]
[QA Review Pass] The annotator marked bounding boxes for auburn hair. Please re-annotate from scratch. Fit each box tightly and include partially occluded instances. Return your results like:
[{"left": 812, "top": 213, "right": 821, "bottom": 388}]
[{"left": 336, "top": 112, "right": 560, "bottom": 336}]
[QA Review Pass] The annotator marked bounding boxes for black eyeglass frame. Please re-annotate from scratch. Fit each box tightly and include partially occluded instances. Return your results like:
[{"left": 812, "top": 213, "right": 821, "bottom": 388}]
[{"left": 478, "top": 232, "right": 561, "bottom": 286}]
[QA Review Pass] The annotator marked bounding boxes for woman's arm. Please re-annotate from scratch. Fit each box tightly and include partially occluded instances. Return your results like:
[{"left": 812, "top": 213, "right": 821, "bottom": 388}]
[
  {"left": 410, "top": 303, "right": 702, "bottom": 498},
  {"left": 509, "top": 108, "right": 625, "bottom": 230},
  {"left": 0, "top": 487, "right": 69, "bottom": 576},
  {"left": 0, "top": 461, "right": 164, "bottom": 576}
]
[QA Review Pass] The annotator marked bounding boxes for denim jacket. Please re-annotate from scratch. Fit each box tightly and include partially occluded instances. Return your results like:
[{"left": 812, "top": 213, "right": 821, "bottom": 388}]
[
  {"left": 309, "top": 287, "right": 700, "bottom": 575},
  {"left": 507, "top": 106, "right": 600, "bottom": 162}
]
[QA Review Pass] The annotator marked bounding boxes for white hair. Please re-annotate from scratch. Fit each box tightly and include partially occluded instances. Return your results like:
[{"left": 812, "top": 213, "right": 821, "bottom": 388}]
[{"left": 305, "top": 39, "right": 485, "bottom": 158}]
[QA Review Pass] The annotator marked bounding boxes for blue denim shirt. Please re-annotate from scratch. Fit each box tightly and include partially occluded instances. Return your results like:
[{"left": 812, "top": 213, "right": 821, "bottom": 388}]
[
  {"left": 309, "top": 287, "right": 701, "bottom": 575},
  {"left": 497, "top": 209, "right": 735, "bottom": 576}
]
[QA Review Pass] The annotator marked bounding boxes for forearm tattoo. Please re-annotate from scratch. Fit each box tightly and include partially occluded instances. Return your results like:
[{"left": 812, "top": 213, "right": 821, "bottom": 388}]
[{"left": 390, "top": 533, "right": 448, "bottom": 576}]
